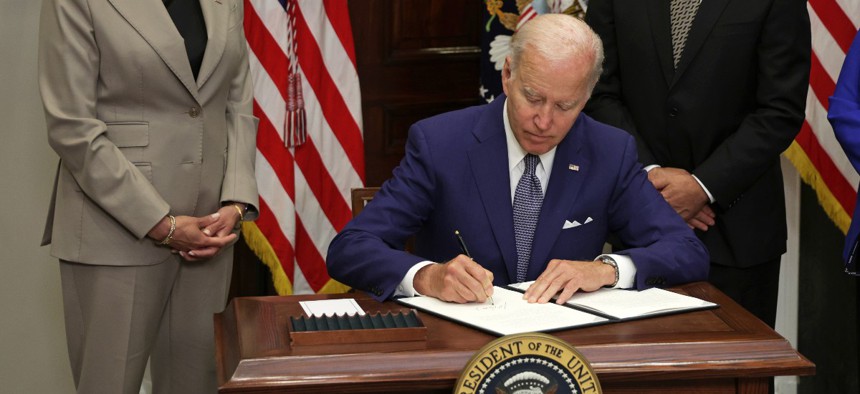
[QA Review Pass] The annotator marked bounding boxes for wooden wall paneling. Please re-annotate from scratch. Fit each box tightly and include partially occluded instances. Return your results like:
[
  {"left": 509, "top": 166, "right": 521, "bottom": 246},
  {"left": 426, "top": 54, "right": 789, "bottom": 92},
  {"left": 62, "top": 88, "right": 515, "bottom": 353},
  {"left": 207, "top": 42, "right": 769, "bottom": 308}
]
[{"left": 351, "top": 0, "right": 482, "bottom": 186}]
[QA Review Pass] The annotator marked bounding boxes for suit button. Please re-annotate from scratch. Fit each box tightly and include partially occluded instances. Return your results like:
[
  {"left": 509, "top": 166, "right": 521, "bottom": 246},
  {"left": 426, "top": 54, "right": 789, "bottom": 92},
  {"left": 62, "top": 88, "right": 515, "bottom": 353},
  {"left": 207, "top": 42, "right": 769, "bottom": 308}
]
[
  {"left": 189, "top": 107, "right": 201, "bottom": 118},
  {"left": 669, "top": 108, "right": 679, "bottom": 117}
]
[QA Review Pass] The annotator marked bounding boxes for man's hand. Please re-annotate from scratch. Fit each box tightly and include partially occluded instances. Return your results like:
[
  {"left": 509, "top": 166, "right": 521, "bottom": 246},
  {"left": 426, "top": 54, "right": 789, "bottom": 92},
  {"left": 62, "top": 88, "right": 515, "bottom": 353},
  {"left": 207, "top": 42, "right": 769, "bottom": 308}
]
[
  {"left": 524, "top": 259, "right": 616, "bottom": 304},
  {"left": 147, "top": 213, "right": 237, "bottom": 261},
  {"left": 647, "top": 167, "right": 710, "bottom": 222},
  {"left": 687, "top": 205, "right": 716, "bottom": 231},
  {"left": 413, "top": 255, "right": 494, "bottom": 303}
]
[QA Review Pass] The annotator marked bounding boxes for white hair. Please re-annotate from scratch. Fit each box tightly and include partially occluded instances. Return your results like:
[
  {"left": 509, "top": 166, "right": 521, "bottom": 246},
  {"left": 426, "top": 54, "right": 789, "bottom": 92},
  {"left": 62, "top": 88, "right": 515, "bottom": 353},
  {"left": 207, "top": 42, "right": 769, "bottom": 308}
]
[{"left": 508, "top": 14, "right": 604, "bottom": 92}]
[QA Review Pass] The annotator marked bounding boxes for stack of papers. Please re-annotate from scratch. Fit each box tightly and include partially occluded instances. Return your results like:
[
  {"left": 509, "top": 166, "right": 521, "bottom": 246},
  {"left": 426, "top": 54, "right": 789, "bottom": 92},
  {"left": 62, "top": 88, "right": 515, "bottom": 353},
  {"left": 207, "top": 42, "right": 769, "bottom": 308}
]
[{"left": 397, "top": 284, "right": 717, "bottom": 336}]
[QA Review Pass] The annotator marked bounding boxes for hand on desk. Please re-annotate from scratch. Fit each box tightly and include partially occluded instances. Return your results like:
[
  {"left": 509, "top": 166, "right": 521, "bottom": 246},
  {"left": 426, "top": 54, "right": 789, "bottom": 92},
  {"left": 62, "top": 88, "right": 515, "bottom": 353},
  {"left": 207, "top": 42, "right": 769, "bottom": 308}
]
[
  {"left": 414, "top": 255, "right": 494, "bottom": 304},
  {"left": 524, "top": 259, "right": 617, "bottom": 304},
  {"left": 647, "top": 167, "right": 713, "bottom": 230}
]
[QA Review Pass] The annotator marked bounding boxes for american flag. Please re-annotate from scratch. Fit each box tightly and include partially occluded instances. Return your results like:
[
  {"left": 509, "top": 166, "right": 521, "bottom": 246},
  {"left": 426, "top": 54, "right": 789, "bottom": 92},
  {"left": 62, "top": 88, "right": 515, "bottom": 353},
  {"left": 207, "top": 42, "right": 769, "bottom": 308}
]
[
  {"left": 242, "top": 0, "right": 363, "bottom": 295},
  {"left": 786, "top": 0, "right": 860, "bottom": 235}
]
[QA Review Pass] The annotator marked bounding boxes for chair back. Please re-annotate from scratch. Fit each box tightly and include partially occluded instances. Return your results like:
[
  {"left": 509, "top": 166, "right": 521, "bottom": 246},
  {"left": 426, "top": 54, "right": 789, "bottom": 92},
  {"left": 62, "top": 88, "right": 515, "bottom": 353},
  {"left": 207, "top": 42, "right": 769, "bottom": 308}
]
[
  {"left": 349, "top": 187, "right": 414, "bottom": 252},
  {"left": 350, "top": 187, "right": 381, "bottom": 217}
]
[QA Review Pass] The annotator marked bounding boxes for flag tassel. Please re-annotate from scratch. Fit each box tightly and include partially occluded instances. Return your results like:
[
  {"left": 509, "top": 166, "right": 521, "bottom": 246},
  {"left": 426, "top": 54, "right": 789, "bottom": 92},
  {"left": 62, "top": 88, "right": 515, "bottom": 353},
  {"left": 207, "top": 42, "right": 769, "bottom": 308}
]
[{"left": 285, "top": 73, "right": 307, "bottom": 147}]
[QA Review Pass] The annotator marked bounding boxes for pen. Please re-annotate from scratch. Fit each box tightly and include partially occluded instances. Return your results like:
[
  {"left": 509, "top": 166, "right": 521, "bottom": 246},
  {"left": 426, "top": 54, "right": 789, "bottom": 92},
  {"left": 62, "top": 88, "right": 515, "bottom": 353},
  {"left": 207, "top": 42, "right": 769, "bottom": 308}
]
[{"left": 454, "top": 230, "right": 494, "bottom": 305}]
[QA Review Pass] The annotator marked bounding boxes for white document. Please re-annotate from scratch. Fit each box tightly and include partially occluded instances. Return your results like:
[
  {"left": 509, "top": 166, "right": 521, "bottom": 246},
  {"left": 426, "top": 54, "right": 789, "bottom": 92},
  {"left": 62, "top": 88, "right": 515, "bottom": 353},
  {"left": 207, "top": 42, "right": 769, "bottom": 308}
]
[
  {"left": 508, "top": 281, "right": 717, "bottom": 320},
  {"left": 299, "top": 298, "right": 366, "bottom": 317},
  {"left": 396, "top": 286, "right": 607, "bottom": 336}
]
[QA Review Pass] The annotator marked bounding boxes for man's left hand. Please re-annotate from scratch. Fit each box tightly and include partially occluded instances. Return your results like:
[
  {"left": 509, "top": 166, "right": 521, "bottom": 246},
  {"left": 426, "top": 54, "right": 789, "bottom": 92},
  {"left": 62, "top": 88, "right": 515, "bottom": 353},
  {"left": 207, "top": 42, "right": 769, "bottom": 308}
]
[{"left": 523, "top": 259, "right": 616, "bottom": 304}]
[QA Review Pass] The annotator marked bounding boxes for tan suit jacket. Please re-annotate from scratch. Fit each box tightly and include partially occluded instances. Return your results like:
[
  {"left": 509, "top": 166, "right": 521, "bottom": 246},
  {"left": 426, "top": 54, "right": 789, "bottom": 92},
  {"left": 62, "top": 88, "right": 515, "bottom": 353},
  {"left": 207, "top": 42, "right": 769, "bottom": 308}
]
[{"left": 39, "top": 0, "right": 258, "bottom": 266}]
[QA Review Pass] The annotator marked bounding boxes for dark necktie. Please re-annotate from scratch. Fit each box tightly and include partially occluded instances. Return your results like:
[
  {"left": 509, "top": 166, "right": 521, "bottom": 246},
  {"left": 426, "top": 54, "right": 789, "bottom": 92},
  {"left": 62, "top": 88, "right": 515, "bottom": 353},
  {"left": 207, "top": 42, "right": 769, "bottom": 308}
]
[
  {"left": 513, "top": 154, "right": 543, "bottom": 282},
  {"left": 670, "top": 0, "right": 701, "bottom": 68}
]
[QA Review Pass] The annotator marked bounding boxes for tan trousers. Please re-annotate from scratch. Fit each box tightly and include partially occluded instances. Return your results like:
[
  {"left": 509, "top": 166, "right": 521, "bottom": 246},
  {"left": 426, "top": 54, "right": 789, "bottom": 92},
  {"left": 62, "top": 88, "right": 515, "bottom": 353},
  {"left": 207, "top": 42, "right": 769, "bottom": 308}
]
[{"left": 60, "top": 249, "right": 233, "bottom": 394}]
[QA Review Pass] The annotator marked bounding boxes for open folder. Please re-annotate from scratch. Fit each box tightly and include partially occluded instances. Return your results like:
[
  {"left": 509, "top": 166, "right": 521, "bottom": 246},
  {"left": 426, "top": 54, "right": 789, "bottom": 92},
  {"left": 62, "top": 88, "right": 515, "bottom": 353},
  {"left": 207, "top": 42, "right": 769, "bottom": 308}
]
[
  {"left": 508, "top": 281, "right": 718, "bottom": 320},
  {"left": 396, "top": 284, "right": 717, "bottom": 336}
]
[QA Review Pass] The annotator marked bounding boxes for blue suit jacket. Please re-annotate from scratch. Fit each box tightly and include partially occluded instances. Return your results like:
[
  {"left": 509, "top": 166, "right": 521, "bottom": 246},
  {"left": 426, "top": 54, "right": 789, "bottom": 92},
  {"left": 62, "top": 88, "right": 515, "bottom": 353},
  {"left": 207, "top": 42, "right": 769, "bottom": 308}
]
[{"left": 327, "top": 96, "right": 710, "bottom": 300}]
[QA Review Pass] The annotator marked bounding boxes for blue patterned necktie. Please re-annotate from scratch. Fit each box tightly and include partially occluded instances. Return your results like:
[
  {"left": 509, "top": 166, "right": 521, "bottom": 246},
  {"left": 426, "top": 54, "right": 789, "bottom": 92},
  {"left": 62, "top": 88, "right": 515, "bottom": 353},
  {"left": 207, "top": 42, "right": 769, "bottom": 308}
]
[{"left": 513, "top": 154, "right": 544, "bottom": 282}]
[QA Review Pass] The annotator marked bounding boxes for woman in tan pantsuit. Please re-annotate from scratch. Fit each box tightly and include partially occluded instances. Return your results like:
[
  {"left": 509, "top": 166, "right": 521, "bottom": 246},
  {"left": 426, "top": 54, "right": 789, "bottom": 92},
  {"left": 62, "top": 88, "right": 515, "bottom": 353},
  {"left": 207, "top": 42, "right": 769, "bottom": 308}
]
[{"left": 38, "top": 0, "right": 258, "bottom": 392}]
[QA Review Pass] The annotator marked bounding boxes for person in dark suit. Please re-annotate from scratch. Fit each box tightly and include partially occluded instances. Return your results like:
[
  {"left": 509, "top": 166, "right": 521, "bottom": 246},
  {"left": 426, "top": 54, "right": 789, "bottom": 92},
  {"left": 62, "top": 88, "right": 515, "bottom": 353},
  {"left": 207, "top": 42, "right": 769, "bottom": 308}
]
[
  {"left": 327, "top": 14, "right": 709, "bottom": 305},
  {"left": 39, "top": 0, "right": 258, "bottom": 392},
  {"left": 584, "top": 0, "right": 811, "bottom": 327}
]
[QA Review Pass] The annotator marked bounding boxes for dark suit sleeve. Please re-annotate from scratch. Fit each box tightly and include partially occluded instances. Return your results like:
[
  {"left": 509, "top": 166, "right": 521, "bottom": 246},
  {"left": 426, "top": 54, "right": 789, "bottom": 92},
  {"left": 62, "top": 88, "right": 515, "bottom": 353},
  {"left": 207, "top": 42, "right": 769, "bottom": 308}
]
[
  {"left": 584, "top": 0, "right": 658, "bottom": 166},
  {"left": 609, "top": 135, "right": 710, "bottom": 288},
  {"left": 830, "top": 31, "right": 860, "bottom": 173},
  {"left": 326, "top": 123, "right": 436, "bottom": 301},
  {"left": 693, "top": 0, "right": 810, "bottom": 206}
]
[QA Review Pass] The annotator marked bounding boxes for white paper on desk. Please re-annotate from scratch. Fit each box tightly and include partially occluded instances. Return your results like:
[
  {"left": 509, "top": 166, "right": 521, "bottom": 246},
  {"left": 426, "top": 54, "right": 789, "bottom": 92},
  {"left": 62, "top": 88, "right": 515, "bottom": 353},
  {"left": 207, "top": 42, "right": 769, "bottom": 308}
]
[
  {"left": 509, "top": 281, "right": 716, "bottom": 320},
  {"left": 299, "top": 298, "right": 366, "bottom": 317},
  {"left": 397, "top": 287, "right": 607, "bottom": 336}
]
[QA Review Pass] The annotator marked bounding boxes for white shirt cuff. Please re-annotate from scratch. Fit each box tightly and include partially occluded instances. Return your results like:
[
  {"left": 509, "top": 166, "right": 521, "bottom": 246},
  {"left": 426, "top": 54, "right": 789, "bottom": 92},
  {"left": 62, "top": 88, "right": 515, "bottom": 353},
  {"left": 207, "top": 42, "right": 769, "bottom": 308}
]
[
  {"left": 395, "top": 260, "right": 435, "bottom": 297},
  {"left": 643, "top": 164, "right": 660, "bottom": 172},
  {"left": 599, "top": 254, "right": 636, "bottom": 289},
  {"left": 691, "top": 174, "right": 716, "bottom": 203}
]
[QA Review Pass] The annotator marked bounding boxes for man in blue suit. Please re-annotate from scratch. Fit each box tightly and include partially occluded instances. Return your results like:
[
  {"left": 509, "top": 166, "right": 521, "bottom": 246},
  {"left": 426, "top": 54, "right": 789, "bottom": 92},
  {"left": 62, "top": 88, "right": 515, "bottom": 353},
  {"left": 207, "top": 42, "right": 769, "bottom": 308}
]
[{"left": 327, "top": 14, "right": 709, "bottom": 304}]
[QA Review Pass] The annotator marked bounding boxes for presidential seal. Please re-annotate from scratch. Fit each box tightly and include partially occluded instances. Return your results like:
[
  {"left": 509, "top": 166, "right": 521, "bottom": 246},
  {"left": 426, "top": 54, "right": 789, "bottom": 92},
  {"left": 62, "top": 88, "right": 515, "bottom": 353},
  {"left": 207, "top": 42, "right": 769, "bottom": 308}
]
[{"left": 455, "top": 332, "right": 601, "bottom": 394}]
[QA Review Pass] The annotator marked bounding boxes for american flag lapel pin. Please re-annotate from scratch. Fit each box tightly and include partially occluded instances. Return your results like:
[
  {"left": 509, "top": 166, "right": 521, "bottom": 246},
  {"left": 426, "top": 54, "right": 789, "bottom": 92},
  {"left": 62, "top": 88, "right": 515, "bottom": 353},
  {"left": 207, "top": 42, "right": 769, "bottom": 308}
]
[{"left": 569, "top": 164, "right": 580, "bottom": 171}]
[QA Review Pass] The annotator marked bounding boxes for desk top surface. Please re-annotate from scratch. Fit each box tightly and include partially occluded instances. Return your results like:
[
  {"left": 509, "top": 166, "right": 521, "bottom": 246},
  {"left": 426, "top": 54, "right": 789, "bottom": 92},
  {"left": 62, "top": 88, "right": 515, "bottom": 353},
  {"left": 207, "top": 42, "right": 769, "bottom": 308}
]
[{"left": 215, "top": 282, "right": 814, "bottom": 393}]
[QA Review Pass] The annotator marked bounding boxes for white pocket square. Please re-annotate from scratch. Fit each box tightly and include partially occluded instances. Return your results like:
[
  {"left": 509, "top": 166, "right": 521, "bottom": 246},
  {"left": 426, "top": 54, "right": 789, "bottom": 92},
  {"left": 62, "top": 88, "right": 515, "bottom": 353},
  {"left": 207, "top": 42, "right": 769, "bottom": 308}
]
[
  {"left": 563, "top": 217, "right": 593, "bottom": 229},
  {"left": 563, "top": 220, "right": 581, "bottom": 229}
]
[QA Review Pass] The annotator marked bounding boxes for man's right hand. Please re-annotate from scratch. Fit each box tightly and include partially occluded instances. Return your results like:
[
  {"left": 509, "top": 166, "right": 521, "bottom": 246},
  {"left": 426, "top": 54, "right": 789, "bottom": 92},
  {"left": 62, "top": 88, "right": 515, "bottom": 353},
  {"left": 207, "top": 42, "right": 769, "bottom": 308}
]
[
  {"left": 413, "top": 255, "right": 494, "bottom": 303},
  {"left": 647, "top": 167, "right": 714, "bottom": 230}
]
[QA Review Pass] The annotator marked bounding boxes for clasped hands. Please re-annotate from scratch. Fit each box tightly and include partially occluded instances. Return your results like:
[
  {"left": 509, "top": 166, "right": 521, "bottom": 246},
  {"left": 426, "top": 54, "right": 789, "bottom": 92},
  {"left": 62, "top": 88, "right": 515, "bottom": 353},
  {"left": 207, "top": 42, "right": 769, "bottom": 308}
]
[
  {"left": 146, "top": 204, "right": 244, "bottom": 262},
  {"left": 413, "top": 255, "right": 616, "bottom": 304},
  {"left": 647, "top": 167, "right": 714, "bottom": 231}
]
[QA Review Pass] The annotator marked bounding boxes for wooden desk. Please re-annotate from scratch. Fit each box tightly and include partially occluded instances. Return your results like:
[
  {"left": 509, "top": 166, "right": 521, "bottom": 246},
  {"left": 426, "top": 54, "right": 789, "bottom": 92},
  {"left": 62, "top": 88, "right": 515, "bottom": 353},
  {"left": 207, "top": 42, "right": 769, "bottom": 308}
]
[{"left": 215, "top": 282, "right": 813, "bottom": 393}]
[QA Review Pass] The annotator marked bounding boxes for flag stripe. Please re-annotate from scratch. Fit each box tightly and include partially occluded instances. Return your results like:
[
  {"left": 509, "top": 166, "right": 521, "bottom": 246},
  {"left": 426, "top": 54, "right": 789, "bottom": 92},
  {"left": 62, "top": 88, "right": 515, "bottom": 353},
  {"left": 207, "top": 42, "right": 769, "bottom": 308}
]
[
  {"left": 322, "top": 0, "right": 358, "bottom": 68},
  {"left": 255, "top": 102, "right": 296, "bottom": 200},
  {"left": 245, "top": 2, "right": 288, "bottom": 97},
  {"left": 809, "top": 52, "right": 836, "bottom": 112},
  {"left": 804, "top": 81, "right": 860, "bottom": 193},
  {"left": 834, "top": 0, "right": 860, "bottom": 27},
  {"left": 294, "top": 5, "right": 365, "bottom": 179},
  {"left": 294, "top": 217, "right": 331, "bottom": 290},
  {"left": 253, "top": 198, "right": 296, "bottom": 277},
  {"left": 298, "top": 65, "right": 362, "bottom": 200},
  {"left": 810, "top": 5, "right": 847, "bottom": 83},
  {"left": 297, "top": 5, "right": 364, "bottom": 131},
  {"left": 808, "top": 0, "right": 856, "bottom": 52},
  {"left": 295, "top": 139, "right": 354, "bottom": 232},
  {"left": 796, "top": 122, "right": 856, "bottom": 215}
]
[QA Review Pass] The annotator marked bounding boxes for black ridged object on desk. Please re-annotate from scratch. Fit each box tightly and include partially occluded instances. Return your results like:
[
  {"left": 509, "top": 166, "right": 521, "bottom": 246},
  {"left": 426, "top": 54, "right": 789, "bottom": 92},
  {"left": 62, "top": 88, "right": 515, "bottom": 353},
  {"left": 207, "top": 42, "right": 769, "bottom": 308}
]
[{"left": 290, "top": 310, "right": 422, "bottom": 332}]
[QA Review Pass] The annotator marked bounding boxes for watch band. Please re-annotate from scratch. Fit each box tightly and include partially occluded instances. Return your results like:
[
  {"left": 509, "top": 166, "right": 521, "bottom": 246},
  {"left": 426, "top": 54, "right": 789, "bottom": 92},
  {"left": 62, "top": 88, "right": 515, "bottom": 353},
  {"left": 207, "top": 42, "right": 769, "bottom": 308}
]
[{"left": 597, "top": 255, "right": 619, "bottom": 288}]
